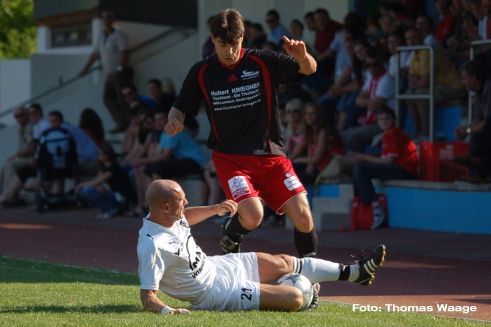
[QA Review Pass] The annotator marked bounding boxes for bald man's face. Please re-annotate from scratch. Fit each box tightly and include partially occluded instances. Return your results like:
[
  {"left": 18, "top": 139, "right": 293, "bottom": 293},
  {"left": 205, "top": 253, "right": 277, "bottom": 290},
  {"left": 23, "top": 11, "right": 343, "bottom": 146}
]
[{"left": 168, "top": 186, "right": 188, "bottom": 220}]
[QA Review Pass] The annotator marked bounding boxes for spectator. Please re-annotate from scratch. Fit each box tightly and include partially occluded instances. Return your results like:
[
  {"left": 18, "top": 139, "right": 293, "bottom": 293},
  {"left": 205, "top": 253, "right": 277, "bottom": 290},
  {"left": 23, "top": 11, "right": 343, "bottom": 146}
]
[
  {"left": 404, "top": 27, "right": 464, "bottom": 140},
  {"left": 294, "top": 103, "right": 344, "bottom": 185},
  {"left": 303, "top": 12, "right": 317, "bottom": 56},
  {"left": 76, "top": 142, "right": 136, "bottom": 219},
  {"left": 79, "top": 108, "right": 105, "bottom": 146},
  {"left": 265, "top": 9, "right": 290, "bottom": 46},
  {"left": 249, "top": 23, "right": 267, "bottom": 49},
  {"left": 435, "top": 0, "right": 456, "bottom": 44},
  {"left": 79, "top": 11, "right": 133, "bottom": 134},
  {"left": 351, "top": 107, "right": 418, "bottom": 229},
  {"left": 313, "top": 8, "right": 343, "bottom": 61},
  {"left": 415, "top": 15, "right": 440, "bottom": 48},
  {"left": 0, "top": 107, "right": 32, "bottom": 201},
  {"left": 121, "top": 112, "right": 156, "bottom": 169},
  {"left": 455, "top": 59, "right": 491, "bottom": 181},
  {"left": 342, "top": 48, "right": 395, "bottom": 154},
  {"left": 48, "top": 111, "right": 100, "bottom": 178},
  {"left": 136, "top": 113, "right": 205, "bottom": 181},
  {"left": 28, "top": 103, "right": 51, "bottom": 141},
  {"left": 284, "top": 99, "right": 307, "bottom": 161}
]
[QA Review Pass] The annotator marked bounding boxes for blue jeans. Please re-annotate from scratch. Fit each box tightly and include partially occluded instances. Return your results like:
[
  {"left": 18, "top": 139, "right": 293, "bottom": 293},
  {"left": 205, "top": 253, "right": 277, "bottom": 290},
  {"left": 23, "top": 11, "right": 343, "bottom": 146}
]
[
  {"left": 79, "top": 186, "right": 120, "bottom": 213},
  {"left": 353, "top": 161, "right": 413, "bottom": 204}
]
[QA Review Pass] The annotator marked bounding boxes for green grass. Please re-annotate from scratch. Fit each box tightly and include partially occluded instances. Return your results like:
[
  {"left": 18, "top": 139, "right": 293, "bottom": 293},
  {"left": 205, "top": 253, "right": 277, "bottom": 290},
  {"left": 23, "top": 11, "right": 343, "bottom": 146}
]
[{"left": 0, "top": 256, "right": 486, "bottom": 327}]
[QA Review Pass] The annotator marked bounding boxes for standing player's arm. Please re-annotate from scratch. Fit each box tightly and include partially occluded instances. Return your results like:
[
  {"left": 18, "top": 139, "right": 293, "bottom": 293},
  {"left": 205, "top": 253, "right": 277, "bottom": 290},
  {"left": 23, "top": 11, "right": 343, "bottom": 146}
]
[
  {"left": 282, "top": 36, "right": 317, "bottom": 75},
  {"left": 140, "top": 289, "right": 190, "bottom": 315},
  {"left": 185, "top": 200, "right": 238, "bottom": 226},
  {"left": 164, "top": 107, "right": 186, "bottom": 136}
]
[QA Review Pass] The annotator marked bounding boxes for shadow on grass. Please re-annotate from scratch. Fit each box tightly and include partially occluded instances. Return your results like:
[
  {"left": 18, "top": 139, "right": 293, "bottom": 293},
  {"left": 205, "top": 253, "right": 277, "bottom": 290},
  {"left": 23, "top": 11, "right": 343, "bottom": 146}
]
[
  {"left": 0, "top": 256, "right": 138, "bottom": 286},
  {"left": 0, "top": 304, "right": 141, "bottom": 314}
]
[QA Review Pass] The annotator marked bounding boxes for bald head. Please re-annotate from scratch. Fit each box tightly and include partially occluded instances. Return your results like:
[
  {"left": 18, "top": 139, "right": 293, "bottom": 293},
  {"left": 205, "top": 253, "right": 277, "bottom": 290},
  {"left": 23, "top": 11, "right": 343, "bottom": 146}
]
[{"left": 145, "top": 179, "right": 181, "bottom": 209}]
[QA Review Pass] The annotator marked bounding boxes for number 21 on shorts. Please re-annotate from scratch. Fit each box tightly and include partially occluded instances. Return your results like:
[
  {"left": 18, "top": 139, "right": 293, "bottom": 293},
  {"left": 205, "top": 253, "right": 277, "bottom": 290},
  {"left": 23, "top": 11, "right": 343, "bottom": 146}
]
[{"left": 240, "top": 287, "right": 253, "bottom": 301}]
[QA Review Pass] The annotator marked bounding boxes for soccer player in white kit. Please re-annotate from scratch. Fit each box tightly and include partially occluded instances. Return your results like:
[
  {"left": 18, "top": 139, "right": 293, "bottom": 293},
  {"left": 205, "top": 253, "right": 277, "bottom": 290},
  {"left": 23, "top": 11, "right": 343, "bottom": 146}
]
[{"left": 138, "top": 179, "right": 386, "bottom": 315}]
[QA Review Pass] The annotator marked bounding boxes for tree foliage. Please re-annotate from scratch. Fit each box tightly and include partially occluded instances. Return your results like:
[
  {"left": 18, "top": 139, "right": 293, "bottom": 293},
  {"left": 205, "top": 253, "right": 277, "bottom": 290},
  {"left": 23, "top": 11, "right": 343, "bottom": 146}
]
[{"left": 0, "top": 0, "right": 36, "bottom": 59}]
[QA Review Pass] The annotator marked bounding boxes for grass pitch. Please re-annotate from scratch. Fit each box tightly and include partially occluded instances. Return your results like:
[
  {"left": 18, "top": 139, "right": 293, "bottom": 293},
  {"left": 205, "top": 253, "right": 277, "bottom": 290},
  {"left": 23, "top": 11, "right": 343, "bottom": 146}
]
[{"left": 0, "top": 256, "right": 486, "bottom": 327}]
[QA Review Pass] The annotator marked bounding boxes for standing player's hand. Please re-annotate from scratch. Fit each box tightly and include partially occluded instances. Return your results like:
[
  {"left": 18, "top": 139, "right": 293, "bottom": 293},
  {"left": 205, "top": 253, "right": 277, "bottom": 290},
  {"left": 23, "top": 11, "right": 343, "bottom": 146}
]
[
  {"left": 282, "top": 36, "right": 307, "bottom": 61},
  {"left": 164, "top": 118, "right": 184, "bottom": 136},
  {"left": 215, "top": 200, "right": 238, "bottom": 217}
]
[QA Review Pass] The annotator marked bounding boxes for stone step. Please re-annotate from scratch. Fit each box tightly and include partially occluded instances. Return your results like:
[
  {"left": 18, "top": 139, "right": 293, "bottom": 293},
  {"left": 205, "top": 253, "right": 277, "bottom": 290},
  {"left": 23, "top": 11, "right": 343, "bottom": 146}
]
[{"left": 312, "top": 197, "right": 351, "bottom": 214}]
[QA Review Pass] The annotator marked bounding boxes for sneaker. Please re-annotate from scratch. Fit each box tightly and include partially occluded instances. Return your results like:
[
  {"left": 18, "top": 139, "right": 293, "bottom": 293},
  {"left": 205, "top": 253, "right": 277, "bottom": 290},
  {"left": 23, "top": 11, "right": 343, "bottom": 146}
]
[
  {"left": 354, "top": 244, "right": 387, "bottom": 286},
  {"left": 307, "top": 283, "right": 321, "bottom": 310},
  {"left": 220, "top": 216, "right": 242, "bottom": 254},
  {"left": 371, "top": 205, "right": 385, "bottom": 230}
]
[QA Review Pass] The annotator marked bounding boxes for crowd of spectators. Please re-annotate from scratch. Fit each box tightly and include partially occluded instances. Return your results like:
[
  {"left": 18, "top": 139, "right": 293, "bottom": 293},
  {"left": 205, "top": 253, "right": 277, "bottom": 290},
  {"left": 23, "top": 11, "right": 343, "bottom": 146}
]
[{"left": 2, "top": 2, "right": 491, "bottom": 225}]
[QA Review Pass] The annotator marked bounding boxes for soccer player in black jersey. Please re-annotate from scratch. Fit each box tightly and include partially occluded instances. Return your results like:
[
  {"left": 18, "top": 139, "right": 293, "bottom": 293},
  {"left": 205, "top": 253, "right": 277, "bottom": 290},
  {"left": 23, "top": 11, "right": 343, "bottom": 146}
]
[{"left": 165, "top": 9, "right": 319, "bottom": 257}]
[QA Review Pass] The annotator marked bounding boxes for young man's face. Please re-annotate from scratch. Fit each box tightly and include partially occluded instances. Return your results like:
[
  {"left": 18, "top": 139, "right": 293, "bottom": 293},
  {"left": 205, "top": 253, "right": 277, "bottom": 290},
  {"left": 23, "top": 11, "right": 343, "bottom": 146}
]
[
  {"left": 377, "top": 113, "right": 395, "bottom": 131},
  {"left": 461, "top": 70, "right": 480, "bottom": 92},
  {"left": 212, "top": 36, "right": 243, "bottom": 66}
]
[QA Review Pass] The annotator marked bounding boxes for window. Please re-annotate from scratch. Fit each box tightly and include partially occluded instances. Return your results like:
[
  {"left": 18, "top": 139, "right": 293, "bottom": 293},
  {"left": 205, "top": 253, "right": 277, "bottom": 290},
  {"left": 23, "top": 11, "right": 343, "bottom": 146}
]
[{"left": 51, "top": 23, "right": 92, "bottom": 48}]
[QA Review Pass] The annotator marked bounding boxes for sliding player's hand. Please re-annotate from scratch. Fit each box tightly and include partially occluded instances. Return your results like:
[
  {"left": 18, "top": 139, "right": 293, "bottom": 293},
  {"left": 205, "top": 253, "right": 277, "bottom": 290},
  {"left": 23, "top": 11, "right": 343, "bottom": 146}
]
[{"left": 215, "top": 200, "right": 238, "bottom": 217}]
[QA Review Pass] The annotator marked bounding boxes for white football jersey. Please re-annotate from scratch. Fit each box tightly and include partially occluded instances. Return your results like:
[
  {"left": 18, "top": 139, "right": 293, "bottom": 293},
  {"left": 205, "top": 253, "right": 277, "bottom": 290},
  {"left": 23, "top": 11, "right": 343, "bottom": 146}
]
[{"left": 137, "top": 216, "right": 216, "bottom": 303}]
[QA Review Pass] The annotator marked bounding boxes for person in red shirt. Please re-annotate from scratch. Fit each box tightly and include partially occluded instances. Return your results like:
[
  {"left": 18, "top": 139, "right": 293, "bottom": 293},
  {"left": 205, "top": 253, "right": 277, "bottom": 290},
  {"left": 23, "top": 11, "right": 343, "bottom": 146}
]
[{"left": 351, "top": 107, "right": 418, "bottom": 229}]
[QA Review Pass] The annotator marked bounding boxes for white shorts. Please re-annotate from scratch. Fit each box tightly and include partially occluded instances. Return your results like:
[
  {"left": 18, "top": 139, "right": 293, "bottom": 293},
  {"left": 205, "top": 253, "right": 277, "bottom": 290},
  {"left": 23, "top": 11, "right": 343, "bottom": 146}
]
[{"left": 192, "top": 252, "right": 260, "bottom": 311}]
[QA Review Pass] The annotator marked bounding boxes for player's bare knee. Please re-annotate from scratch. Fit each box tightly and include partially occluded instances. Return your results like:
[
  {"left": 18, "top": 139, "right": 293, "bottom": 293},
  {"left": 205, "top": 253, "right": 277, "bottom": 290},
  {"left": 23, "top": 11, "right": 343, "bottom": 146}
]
[
  {"left": 275, "top": 254, "right": 293, "bottom": 275},
  {"left": 240, "top": 213, "right": 263, "bottom": 230}
]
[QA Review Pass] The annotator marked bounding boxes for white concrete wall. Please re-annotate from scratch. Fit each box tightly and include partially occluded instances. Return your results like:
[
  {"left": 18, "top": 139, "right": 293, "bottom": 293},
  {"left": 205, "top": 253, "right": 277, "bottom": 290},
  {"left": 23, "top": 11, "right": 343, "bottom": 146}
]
[{"left": 0, "top": 60, "right": 31, "bottom": 125}]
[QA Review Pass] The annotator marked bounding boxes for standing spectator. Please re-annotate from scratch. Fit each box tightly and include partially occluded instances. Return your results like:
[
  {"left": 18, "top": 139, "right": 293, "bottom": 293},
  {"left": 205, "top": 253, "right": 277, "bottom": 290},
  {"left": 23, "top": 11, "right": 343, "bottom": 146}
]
[
  {"left": 351, "top": 107, "right": 418, "bottom": 229},
  {"left": 455, "top": 59, "right": 491, "bottom": 181},
  {"left": 79, "top": 108, "right": 105, "bottom": 146},
  {"left": 76, "top": 142, "right": 136, "bottom": 219},
  {"left": 313, "top": 8, "right": 343, "bottom": 61},
  {"left": 294, "top": 103, "right": 343, "bottom": 184},
  {"left": 164, "top": 9, "right": 319, "bottom": 257},
  {"left": 0, "top": 107, "right": 32, "bottom": 198},
  {"left": 265, "top": 9, "right": 290, "bottom": 46},
  {"left": 79, "top": 11, "right": 133, "bottom": 134},
  {"left": 435, "top": 0, "right": 456, "bottom": 44}
]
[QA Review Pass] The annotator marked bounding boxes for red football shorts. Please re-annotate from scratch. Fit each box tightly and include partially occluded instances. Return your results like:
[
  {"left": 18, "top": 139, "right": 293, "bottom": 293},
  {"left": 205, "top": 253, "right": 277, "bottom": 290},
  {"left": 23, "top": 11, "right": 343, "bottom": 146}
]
[{"left": 212, "top": 151, "right": 306, "bottom": 213}]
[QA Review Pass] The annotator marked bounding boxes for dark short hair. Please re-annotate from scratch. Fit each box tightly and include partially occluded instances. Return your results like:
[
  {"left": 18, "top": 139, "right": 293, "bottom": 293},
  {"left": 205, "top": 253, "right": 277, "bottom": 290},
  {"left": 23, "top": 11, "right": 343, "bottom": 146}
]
[
  {"left": 147, "top": 78, "right": 162, "bottom": 88},
  {"left": 121, "top": 83, "right": 137, "bottom": 92},
  {"left": 291, "top": 19, "right": 304, "bottom": 30},
  {"left": 377, "top": 106, "right": 396, "bottom": 120},
  {"left": 48, "top": 110, "right": 64, "bottom": 122},
  {"left": 314, "top": 8, "right": 330, "bottom": 18},
  {"left": 266, "top": 9, "right": 280, "bottom": 20},
  {"left": 365, "top": 47, "right": 386, "bottom": 64},
  {"left": 417, "top": 14, "right": 434, "bottom": 27},
  {"left": 28, "top": 103, "right": 43, "bottom": 115},
  {"left": 461, "top": 59, "right": 486, "bottom": 82},
  {"left": 304, "top": 12, "right": 314, "bottom": 20},
  {"left": 210, "top": 9, "right": 244, "bottom": 44}
]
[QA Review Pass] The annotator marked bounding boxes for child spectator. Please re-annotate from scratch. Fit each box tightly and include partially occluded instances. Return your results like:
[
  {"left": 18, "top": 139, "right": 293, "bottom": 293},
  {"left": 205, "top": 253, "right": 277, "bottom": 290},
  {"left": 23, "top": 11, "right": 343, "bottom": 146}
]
[
  {"left": 76, "top": 142, "right": 136, "bottom": 219},
  {"left": 351, "top": 107, "right": 418, "bottom": 229}
]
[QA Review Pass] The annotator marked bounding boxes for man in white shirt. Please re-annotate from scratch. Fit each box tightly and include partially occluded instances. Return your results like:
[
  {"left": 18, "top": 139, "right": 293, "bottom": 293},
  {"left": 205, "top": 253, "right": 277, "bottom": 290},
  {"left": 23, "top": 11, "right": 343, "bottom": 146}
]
[
  {"left": 80, "top": 11, "right": 133, "bottom": 134},
  {"left": 137, "top": 179, "right": 387, "bottom": 314}
]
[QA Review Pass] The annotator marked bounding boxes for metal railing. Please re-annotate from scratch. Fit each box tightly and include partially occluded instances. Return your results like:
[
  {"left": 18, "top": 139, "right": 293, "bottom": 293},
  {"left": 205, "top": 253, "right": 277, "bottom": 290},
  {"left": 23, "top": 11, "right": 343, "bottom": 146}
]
[
  {"left": 0, "top": 26, "right": 191, "bottom": 122},
  {"left": 395, "top": 45, "right": 435, "bottom": 141},
  {"left": 468, "top": 39, "right": 491, "bottom": 123}
]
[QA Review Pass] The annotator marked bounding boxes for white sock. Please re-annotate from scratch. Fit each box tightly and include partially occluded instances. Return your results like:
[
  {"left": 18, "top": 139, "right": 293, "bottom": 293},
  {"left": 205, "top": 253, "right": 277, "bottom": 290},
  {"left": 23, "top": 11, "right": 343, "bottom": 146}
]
[
  {"left": 294, "top": 257, "right": 342, "bottom": 283},
  {"left": 348, "top": 264, "right": 359, "bottom": 282}
]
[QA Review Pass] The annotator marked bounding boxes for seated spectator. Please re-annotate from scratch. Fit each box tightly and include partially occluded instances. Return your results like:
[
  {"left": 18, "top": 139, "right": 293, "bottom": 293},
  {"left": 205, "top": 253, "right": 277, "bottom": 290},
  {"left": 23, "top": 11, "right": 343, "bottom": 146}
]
[
  {"left": 121, "top": 112, "right": 155, "bottom": 169},
  {"left": 142, "top": 78, "right": 199, "bottom": 136},
  {"left": 249, "top": 23, "right": 267, "bottom": 49},
  {"left": 342, "top": 48, "right": 395, "bottom": 153},
  {"left": 351, "top": 107, "right": 418, "bottom": 229},
  {"left": 303, "top": 12, "right": 317, "bottom": 56},
  {"left": 0, "top": 104, "right": 52, "bottom": 205},
  {"left": 133, "top": 113, "right": 205, "bottom": 180},
  {"left": 121, "top": 84, "right": 152, "bottom": 117},
  {"left": 284, "top": 99, "right": 306, "bottom": 161},
  {"left": 76, "top": 142, "right": 136, "bottom": 219},
  {"left": 79, "top": 108, "right": 105, "bottom": 146},
  {"left": 435, "top": 0, "right": 456, "bottom": 44},
  {"left": 265, "top": 9, "right": 290, "bottom": 46},
  {"left": 404, "top": 27, "right": 464, "bottom": 140},
  {"left": 294, "top": 103, "right": 344, "bottom": 184},
  {"left": 455, "top": 59, "right": 491, "bottom": 182},
  {"left": 0, "top": 107, "right": 32, "bottom": 203},
  {"left": 415, "top": 14, "right": 440, "bottom": 49}
]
